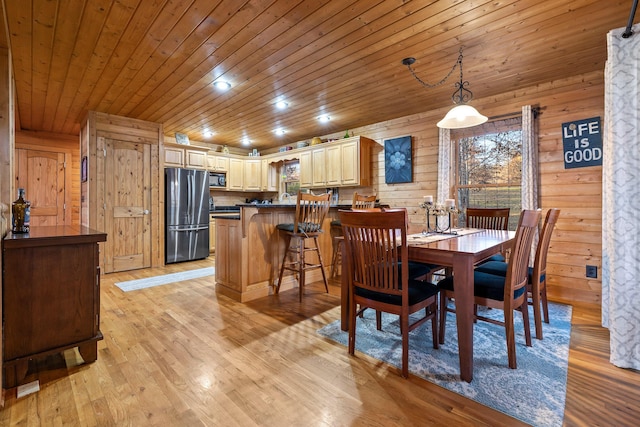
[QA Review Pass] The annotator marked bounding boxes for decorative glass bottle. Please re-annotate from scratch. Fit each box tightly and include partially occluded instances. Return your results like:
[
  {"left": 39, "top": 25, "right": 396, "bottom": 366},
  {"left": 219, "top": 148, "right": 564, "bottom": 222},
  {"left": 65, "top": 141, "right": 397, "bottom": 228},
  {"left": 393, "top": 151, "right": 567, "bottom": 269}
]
[{"left": 11, "top": 188, "right": 31, "bottom": 233}]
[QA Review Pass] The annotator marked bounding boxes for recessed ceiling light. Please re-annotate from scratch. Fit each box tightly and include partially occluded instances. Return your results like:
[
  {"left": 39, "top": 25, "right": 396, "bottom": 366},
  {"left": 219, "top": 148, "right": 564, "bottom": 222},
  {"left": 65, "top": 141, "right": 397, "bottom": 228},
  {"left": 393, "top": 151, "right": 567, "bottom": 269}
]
[
  {"left": 274, "top": 128, "right": 286, "bottom": 135},
  {"left": 213, "top": 80, "right": 231, "bottom": 91},
  {"left": 204, "top": 130, "right": 214, "bottom": 138},
  {"left": 275, "top": 101, "right": 288, "bottom": 109},
  {"left": 241, "top": 137, "right": 251, "bottom": 146},
  {"left": 318, "top": 115, "right": 331, "bottom": 122}
]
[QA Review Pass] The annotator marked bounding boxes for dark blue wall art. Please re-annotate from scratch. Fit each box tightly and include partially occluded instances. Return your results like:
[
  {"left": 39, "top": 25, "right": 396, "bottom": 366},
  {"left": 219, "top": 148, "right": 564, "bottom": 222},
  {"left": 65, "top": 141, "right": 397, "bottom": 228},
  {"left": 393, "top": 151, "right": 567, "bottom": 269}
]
[{"left": 384, "top": 135, "right": 412, "bottom": 184}]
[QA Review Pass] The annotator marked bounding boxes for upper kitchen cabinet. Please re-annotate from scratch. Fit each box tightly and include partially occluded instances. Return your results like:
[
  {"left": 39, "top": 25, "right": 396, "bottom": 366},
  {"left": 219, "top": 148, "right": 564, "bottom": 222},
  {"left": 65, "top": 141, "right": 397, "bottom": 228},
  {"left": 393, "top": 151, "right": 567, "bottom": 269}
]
[
  {"left": 207, "top": 153, "right": 229, "bottom": 172},
  {"left": 243, "top": 159, "right": 262, "bottom": 191},
  {"left": 163, "top": 143, "right": 208, "bottom": 169},
  {"left": 340, "top": 136, "right": 373, "bottom": 186},
  {"left": 227, "top": 158, "right": 244, "bottom": 191},
  {"left": 299, "top": 136, "right": 374, "bottom": 188},
  {"left": 299, "top": 150, "right": 313, "bottom": 188},
  {"left": 261, "top": 158, "right": 279, "bottom": 191}
]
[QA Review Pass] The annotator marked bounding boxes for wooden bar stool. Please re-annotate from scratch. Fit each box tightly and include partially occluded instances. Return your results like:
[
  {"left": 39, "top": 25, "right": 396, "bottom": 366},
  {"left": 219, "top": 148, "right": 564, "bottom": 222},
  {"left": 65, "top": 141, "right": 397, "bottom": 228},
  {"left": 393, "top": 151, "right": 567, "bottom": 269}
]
[
  {"left": 330, "top": 192, "right": 377, "bottom": 278},
  {"left": 275, "top": 191, "right": 332, "bottom": 301}
]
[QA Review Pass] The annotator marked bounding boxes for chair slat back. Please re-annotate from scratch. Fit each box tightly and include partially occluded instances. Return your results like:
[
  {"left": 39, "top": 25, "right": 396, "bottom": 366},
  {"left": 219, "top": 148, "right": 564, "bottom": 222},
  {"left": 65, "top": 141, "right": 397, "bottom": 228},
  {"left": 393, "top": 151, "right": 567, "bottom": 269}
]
[
  {"left": 294, "top": 192, "right": 331, "bottom": 234},
  {"left": 352, "top": 192, "right": 377, "bottom": 209},
  {"left": 339, "top": 209, "right": 408, "bottom": 297},
  {"left": 532, "top": 208, "right": 560, "bottom": 282},
  {"left": 504, "top": 209, "right": 541, "bottom": 302},
  {"left": 466, "top": 207, "right": 510, "bottom": 230}
]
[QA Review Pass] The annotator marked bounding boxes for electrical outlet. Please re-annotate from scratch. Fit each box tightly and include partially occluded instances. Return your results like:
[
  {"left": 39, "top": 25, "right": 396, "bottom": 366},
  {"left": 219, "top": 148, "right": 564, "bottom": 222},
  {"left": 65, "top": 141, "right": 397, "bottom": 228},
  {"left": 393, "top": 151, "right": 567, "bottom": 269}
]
[{"left": 586, "top": 265, "right": 598, "bottom": 278}]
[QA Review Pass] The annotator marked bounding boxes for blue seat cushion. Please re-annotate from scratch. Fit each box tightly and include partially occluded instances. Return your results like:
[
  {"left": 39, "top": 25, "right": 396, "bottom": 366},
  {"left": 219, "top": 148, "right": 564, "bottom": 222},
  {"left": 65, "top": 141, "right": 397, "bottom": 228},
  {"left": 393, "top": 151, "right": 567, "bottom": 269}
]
[
  {"left": 474, "top": 260, "right": 508, "bottom": 276},
  {"left": 276, "top": 222, "right": 322, "bottom": 233},
  {"left": 355, "top": 279, "right": 438, "bottom": 306},
  {"left": 400, "top": 261, "right": 441, "bottom": 280},
  {"left": 474, "top": 261, "right": 545, "bottom": 285},
  {"left": 437, "top": 271, "right": 527, "bottom": 301},
  {"left": 479, "top": 253, "right": 506, "bottom": 264}
]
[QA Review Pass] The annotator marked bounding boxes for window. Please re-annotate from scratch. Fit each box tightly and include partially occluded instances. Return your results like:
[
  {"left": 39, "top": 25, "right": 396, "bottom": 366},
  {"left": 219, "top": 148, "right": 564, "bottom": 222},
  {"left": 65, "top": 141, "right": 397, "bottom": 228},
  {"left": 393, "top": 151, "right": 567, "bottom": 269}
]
[
  {"left": 453, "top": 117, "right": 523, "bottom": 230},
  {"left": 282, "top": 160, "right": 300, "bottom": 195}
]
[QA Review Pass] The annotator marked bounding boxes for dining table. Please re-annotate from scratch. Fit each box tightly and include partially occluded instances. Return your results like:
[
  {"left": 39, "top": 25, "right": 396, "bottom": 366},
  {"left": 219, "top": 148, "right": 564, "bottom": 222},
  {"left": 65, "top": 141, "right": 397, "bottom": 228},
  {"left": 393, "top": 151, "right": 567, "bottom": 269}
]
[{"left": 339, "top": 227, "right": 515, "bottom": 383}]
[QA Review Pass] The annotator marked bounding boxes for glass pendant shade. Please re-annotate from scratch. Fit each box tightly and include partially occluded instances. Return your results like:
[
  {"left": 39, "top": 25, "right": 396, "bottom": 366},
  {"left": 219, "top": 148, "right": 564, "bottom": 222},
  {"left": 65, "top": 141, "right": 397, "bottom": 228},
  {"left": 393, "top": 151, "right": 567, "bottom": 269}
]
[{"left": 437, "top": 104, "right": 488, "bottom": 129}]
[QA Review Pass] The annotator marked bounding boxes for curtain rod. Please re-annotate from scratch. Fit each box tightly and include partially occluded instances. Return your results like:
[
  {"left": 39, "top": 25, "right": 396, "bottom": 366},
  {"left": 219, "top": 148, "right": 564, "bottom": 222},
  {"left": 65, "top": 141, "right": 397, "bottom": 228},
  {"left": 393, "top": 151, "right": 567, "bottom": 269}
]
[{"left": 622, "top": 0, "right": 638, "bottom": 38}]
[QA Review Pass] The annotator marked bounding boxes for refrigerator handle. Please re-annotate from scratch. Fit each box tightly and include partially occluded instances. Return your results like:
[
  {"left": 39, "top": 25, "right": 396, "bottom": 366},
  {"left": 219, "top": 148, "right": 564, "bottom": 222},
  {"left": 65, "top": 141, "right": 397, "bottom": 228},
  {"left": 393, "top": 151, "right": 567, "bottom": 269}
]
[{"left": 187, "top": 172, "right": 192, "bottom": 223}]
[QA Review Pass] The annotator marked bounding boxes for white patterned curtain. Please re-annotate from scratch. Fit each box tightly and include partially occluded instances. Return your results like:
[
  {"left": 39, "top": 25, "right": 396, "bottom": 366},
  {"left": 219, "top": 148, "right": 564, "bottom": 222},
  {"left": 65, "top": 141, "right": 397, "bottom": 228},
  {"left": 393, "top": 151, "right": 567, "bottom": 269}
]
[
  {"left": 522, "top": 105, "right": 540, "bottom": 263},
  {"left": 602, "top": 24, "right": 640, "bottom": 369},
  {"left": 437, "top": 128, "right": 452, "bottom": 228},
  {"left": 521, "top": 105, "right": 539, "bottom": 211}
]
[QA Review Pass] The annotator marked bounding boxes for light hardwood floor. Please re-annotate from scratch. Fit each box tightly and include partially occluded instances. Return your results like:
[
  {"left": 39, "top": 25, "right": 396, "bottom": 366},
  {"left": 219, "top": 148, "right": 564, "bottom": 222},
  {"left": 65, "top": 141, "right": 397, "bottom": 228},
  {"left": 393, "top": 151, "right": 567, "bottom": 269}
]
[{"left": 1, "top": 257, "right": 638, "bottom": 426}]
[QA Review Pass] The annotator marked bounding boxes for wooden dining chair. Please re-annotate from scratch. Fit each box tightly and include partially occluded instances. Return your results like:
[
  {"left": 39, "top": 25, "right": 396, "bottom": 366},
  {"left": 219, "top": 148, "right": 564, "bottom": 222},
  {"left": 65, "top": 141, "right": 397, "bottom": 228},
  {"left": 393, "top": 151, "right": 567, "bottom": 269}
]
[
  {"left": 466, "top": 207, "right": 511, "bottom": 263},
  {"left": 330, "top": 192, "right": 377, "bottom": 278},
  {"left": 475, "top": 208, "right": 561, "bottom": 339},
  {"left": 275, "top": 191, "right": 332, "bottom": 302},
  {"left": 339, "top": 208, "right": 439, "bottom": 378},
  {"left": 466, "top": 207, "right": 511, "bottom": 230},
  {"left": 438, "top": 209, "right": 540, "bottom": 369}
]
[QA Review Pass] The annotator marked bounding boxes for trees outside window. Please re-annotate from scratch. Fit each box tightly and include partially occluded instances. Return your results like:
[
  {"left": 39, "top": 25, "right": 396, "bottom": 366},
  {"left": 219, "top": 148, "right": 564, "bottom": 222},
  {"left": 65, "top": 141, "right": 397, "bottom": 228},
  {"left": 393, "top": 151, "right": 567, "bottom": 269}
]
[{"left": 454, "top": 117, "right": 523, "bottom": 230}]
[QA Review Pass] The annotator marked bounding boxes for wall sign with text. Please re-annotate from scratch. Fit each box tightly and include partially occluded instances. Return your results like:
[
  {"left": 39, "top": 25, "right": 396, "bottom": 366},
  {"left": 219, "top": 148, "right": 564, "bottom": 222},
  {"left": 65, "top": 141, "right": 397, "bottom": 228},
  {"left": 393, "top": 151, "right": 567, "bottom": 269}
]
[{"left": 562, "top": 116, "right": 602, "bottom": 169}]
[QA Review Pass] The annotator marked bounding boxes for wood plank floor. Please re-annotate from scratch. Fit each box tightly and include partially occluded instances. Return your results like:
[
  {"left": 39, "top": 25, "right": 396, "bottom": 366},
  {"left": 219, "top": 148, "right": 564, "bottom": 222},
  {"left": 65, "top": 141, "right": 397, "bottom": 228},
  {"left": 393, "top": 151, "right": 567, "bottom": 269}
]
[{"left": 1, "top": 257, "right": 638, "bottom": 426}]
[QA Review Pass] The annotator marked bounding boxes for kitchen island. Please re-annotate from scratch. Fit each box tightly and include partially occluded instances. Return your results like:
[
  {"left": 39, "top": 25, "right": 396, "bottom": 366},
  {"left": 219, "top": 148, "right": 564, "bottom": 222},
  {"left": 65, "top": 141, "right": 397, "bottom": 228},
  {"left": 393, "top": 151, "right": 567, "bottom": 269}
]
[{"left": 214, "top": 203, "right": 348, "bottom": 302}]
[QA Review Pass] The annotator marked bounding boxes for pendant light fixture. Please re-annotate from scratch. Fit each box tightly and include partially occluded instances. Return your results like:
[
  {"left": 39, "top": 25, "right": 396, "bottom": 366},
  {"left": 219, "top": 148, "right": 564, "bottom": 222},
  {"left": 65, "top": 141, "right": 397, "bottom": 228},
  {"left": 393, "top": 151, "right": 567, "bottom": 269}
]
[{"left": 402, "top": 48, "right": 487, "bottom": 129}]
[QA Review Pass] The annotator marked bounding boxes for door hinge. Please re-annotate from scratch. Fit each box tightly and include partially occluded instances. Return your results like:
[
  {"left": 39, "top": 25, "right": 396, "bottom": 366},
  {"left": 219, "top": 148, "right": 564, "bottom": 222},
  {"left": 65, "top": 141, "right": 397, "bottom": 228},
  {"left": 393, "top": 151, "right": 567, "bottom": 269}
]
[
  {"left": 103, "top": 203, "right": 107, "bottom": 210},
  {"left": 103, "top": 148, "right": 107, "bottom": 157}
]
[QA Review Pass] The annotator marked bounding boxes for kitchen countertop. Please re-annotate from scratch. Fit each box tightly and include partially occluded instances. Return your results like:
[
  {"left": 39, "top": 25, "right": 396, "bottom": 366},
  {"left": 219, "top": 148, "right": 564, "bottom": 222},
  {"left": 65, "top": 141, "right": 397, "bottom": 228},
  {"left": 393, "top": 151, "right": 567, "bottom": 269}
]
[{"left": 235, "top": 203, "right": 360, "bottom": 209}]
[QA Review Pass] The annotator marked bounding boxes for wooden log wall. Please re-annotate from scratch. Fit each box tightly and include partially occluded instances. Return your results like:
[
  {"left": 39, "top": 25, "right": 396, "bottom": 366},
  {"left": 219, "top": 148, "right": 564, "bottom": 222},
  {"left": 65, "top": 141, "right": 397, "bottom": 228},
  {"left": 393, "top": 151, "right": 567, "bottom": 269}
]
[{"left": 323, "top": 70, "right": 604, "bottom": 305}]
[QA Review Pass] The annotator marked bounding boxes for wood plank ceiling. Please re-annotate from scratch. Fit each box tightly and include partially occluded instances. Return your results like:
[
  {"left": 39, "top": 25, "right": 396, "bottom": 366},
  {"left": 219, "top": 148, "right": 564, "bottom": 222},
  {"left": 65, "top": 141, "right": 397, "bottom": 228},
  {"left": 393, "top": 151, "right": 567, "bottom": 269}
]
[{"left": 1, "top": 0, "right": 636, "bottom": 150}]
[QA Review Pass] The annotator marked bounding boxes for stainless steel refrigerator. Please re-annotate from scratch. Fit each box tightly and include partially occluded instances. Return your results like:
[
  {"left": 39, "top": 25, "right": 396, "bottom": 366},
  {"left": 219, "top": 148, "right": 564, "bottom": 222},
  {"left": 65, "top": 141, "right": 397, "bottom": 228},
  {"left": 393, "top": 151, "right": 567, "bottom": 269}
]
[{"left": 165, "top": 167, "right": 209, "bottom": 264}]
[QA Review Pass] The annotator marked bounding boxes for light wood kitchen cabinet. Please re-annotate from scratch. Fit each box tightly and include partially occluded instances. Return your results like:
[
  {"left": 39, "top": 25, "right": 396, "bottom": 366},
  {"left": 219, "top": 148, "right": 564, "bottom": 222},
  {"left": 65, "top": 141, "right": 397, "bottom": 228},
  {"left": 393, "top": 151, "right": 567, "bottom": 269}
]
[
  {"left": 185, "top": 148, "right": 207, "bottom": 169},
  {"left": 299, "top": 150, "right": 313, "bottom": 187},
  {"left": 163, "top": 145, "right": 185, "bottom": 167},
  {"left": 297, "top": 136, "right": 374, "bottom": 188},
  {"left": 262, "top": 158, "right": 279, "bottom": 191},
  {"left": 243, "top": 159, "right": 262, "bottom": 191},
  {"left": 325, "top": 144, "right": 342, "bottom": 186},
  {"left": 215, "top": 218, "right": 242, "bottom": 294},
  {"left": 340, "top": 137, "right": 372, "bottom": 186},
  {"left": 227, "top": 158, "right": 244, "bottom": 190},
  {"left": 311, "top": 147, "right": 327, "bottom": 187},
  {"left": 207, "top": 153, "right": 229, "bottom": 172},
  {"left": 163, "top": 143, "right": 208, "bottom": 170}
]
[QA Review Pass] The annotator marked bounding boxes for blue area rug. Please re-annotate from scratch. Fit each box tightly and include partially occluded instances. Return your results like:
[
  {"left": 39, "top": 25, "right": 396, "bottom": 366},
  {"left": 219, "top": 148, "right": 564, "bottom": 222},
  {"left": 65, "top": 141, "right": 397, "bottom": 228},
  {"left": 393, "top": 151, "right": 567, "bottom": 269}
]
[
  {"left": 114, "top": 267, "right": 215, "bottom": 292},
  {"left": 317, "top": 302, "right": 572, "bottom": 427}
]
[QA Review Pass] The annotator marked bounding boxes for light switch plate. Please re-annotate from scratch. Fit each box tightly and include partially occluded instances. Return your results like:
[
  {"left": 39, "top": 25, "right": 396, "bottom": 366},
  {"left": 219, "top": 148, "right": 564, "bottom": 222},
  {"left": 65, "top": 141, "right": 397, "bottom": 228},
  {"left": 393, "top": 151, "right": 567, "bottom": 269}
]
[{"left": 17, "top": 380, "right": 40, "bottom": 398}]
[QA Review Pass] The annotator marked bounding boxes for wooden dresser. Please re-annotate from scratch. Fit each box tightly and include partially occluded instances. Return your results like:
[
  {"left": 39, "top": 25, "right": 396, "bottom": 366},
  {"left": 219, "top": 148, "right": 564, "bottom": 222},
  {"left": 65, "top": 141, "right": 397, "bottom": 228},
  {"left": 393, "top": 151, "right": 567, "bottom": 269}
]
[{"left": 2, "top": 226, "right": 107, "bottom": 388}]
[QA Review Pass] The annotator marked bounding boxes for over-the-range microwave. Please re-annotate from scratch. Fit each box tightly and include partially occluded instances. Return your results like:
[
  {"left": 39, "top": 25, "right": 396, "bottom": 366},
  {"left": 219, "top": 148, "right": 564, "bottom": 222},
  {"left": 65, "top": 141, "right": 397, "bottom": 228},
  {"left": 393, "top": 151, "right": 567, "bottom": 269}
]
[{"left": 209, "top": 171, "right": 227, "bottom": 188}]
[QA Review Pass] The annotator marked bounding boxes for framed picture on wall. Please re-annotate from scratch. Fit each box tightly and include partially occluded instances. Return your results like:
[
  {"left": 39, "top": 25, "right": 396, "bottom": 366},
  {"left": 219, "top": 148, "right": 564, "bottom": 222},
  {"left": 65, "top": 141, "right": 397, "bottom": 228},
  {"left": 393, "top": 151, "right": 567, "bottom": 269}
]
[{"left": 384, "top": 135, "right": 412, "bottom": 184}]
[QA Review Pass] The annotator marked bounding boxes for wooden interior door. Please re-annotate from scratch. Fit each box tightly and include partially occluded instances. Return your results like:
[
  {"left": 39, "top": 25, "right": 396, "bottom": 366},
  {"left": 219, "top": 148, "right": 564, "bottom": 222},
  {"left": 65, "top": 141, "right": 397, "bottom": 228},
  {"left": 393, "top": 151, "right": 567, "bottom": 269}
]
[
  {"left": 15, "top": 148, "right": 67, "bottom": 226},
  {"left": 103, "top": 138, "right": 152, "bottom": 273}
]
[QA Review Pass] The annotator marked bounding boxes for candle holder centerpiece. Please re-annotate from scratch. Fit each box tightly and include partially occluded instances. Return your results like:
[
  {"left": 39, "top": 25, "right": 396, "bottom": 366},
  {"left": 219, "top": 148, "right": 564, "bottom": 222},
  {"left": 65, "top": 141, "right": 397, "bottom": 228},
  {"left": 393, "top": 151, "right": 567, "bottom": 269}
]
[{"left": 419, "top": 197, "right": 458, "bottom": 235}]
